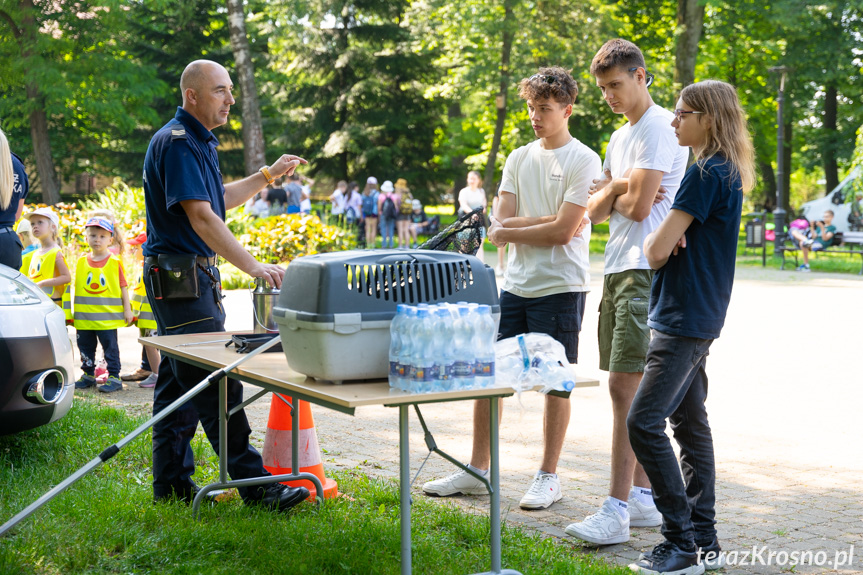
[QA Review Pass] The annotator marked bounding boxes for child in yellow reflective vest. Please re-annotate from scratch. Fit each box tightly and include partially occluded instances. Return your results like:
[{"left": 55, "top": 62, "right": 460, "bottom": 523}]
[
  {"left": 72, "top": 216, "right": 133, "bottom": 393},
  {"left": 21, "top": 207, "right": 71, "bottom": 320},
  {"left": 122, "top": 231, "right": 160, "bottom": 389}
]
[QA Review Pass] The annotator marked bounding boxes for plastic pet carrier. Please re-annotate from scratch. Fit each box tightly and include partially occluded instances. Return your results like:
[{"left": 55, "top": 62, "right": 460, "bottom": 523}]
[{"left": 274, "top": 249, "right": 499, "bottom": 383}]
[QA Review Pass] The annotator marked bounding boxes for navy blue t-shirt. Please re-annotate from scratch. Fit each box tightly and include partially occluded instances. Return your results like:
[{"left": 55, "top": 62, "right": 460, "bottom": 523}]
[
  {"left": 648, "top": 155, "right": 742, "bottom": 339},
  {"left": 0, "top": 153, "right": 30, "bottom": 228},
  {"left": 142, "top": 107, "right": 226, "bottom": 257}
]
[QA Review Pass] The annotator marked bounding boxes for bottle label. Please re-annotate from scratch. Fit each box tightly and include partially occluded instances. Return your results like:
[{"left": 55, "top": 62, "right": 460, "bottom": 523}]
[
  {"left": 389, "top": 361, "right": 400, "bottom": 377},
  {"left": 397, "top": 362, "right": 410, "bottom": 378},
  {"left": 412, "top": 365, "right": 434, "bottom": 382},
  {"left": 475, "top": 361, "right": 495, "bottom": 377},
  {"left": 452, "top": 361, "right": 474, "bottom": 377},
  {"left": 436, "top": 364, "right": 453, "bottom": 381}
]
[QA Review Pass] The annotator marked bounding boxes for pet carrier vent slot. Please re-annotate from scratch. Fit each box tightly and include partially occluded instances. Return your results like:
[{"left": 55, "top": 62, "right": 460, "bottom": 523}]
[{"left": 343, "top": 259, "right": 475, "bottom": 304}]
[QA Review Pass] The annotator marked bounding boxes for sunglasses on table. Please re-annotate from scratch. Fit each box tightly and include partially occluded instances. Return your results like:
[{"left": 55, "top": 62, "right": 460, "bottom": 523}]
[{"left": 673, "top": 109, "right": 706, "bottom": 121}]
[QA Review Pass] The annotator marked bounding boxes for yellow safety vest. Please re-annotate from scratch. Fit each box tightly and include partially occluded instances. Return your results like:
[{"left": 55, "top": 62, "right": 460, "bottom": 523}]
[
  {"left": 26, "top": 247, "right": 70, "bottom": 317},
  {"left": 130, "top": 271, "right": 157, "bottom": 330},
  {"left": 72, "top": 255, "right": 126, "bottom": 330}
]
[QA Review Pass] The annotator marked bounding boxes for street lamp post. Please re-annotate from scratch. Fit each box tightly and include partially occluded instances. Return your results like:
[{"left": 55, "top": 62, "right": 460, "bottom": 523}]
[{"left": 770, "top": 66, "right": 789, "bottom": 250}]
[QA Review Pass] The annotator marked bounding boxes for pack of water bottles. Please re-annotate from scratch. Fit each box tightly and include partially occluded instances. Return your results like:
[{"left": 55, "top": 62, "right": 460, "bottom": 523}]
[
  {"left": 495, "top": 333, "right": 576, "bottom": 394},
  {"left": 389, "top": 302, "right": 498, "bottom": 393}
]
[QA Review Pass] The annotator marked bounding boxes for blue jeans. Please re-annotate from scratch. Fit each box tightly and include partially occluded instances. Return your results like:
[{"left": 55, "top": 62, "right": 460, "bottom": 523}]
[
  {"left": 144, "top": 261, "right": 272, "bottom": 502},
  {"left": 627, "top": 329, "right": 716, "bottom": 550},
  {"left": 76, "top": 329, "right": 120, "bottom": 376},
  {"left": 380, "top": 216, "right": 396, "bottom": 248}
]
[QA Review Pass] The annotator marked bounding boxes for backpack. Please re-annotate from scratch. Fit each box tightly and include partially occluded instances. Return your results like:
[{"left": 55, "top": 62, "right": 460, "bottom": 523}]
[
  {"left": 399, "top": 192, "right": 414, "bottom": 215},
  {"left": 381, "top": 194, "right": 397, "bottom": 219},
  {"left": 362, "top": 192, "right": 377, "bottom": 216}
]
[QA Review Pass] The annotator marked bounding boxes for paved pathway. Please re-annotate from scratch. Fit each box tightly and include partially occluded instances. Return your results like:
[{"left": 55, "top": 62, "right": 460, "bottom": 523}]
[{"left": 103, "top": 259, "right": 863, "bottom": 574}]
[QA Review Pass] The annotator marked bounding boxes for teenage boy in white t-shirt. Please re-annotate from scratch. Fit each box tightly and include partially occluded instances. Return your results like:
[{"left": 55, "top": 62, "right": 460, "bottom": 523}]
[
  {"left": 422, "top": 66, "right": 601, "bottom": 510},
  {"left": 565, "top": 39, "right": 690, "bottom": 545}
]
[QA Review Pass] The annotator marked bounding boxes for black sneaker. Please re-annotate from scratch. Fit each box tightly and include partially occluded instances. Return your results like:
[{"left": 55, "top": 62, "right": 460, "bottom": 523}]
[
  {"left": 629, "top": 540, "right": 705, "bottom": 575},
  {"left": 697, "top": 537, "right": 724, "bottom": 571},
  {"left": 249, "top": 483, "right": 310, "bottom": 512}
]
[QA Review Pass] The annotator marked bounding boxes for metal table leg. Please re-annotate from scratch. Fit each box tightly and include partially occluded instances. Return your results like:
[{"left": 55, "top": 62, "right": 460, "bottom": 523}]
[
  {"left": 400, "top": 404, "right": 412, "bottom": 575},
  {"left": 487, "top": 397, "right": 522, "bottom": 575}
]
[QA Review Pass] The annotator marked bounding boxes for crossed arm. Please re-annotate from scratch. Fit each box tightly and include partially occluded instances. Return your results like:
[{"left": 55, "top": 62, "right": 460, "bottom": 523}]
[
  {"left": 587, "top": 168, "right": 666, "bottom": 224},
  {"left": 643, "top": 208, "right": 695, "bottom": 269},
  {"left": 487, "top": 191, "right": 587, "bottom": 247}
]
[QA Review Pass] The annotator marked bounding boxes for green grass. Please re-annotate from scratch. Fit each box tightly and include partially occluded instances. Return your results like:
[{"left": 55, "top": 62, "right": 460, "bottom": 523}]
[{"left": 0, "top": 400, "right": 626, "bottom": 575}]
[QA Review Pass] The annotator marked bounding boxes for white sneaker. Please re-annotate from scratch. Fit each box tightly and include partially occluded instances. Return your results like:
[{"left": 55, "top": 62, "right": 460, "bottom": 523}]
[
  {"left": 565, "top": 498, "right": 630, "bottom": 544},
  {"left": 519, "top": 472, "right": 562, "bottom": 510},
  {"left": 628, "top": 494, "right": 663, "bottom": 527},
  {"left": 422, "top": 469, "right": 488, "bottom": 496}
]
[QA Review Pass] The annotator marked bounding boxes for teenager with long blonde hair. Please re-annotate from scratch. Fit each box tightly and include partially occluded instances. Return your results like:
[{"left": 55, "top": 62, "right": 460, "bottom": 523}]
[{"left": 630, "top": 80, "right": 755, "bottom": 575}]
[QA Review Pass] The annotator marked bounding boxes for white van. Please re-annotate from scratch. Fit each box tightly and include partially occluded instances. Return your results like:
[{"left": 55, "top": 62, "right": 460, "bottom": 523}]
[{"left": 799, "top": 166, "right": 862, "bottom": 233}]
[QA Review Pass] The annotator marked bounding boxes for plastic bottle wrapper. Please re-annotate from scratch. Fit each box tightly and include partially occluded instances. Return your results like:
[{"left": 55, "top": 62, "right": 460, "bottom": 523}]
[{"left": 495, "top": 333, "right": 575, "bottom": 394}]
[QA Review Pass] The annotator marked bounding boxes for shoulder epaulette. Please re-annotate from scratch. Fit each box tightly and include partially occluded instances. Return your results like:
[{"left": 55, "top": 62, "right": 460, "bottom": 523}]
[{"left": 171, "top": 128, "right": 187, "bottom": 141}]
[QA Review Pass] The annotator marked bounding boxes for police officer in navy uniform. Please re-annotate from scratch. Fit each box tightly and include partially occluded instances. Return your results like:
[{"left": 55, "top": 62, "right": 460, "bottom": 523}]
[
  {"left": 142, "top": 59, "right": 309, "bottom": 510},
  {"left": 0, "top": 127, "right": 30, "bottom": 270}
]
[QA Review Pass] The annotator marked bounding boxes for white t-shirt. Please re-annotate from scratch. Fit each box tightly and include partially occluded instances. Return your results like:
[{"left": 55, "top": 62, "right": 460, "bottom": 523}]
[
  {"left": 603, "top": 105, "right": 690, "bottom": 274},
  {"left": 330, "top": 189, "right": 345, "bottom": 215},
  {"left": 458, "top": 187, "right": 486, "bottom": 212},
  {"left": 499, "top": 138, "right": 600, "bottom": 297}
]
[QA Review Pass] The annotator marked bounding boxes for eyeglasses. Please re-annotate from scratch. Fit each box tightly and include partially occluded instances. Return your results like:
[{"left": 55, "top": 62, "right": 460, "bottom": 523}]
[
  {"left": 674, "top": 109, "right": 705, "bottom": 121},
  {"left": 530, "top": 74, "right": 558, "bottom": 85},
  {"left": 627, "top": 67, "right": 655, "bottom": 87}
]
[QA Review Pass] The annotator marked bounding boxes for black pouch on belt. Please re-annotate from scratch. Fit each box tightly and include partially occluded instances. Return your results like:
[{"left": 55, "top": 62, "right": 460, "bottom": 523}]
[{"left": 156, "top": 254, "right": 199, "bottom": 300}]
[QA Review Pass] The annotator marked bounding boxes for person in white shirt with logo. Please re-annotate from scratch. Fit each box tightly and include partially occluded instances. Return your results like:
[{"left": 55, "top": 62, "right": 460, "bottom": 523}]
[{"left": 422, "top": 66, "right": 600, "bottom": 511}]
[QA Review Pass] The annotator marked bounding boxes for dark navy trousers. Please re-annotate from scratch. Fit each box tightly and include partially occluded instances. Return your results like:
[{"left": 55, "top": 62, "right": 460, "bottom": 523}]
[{"left": 144, "top": 262, "right": 271, "bottom": 502}]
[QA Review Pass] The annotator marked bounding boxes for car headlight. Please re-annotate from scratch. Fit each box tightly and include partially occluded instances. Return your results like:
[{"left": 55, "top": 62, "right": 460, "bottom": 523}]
[{"left": 0, "top": 273, "right": 45, "bottom": 305}]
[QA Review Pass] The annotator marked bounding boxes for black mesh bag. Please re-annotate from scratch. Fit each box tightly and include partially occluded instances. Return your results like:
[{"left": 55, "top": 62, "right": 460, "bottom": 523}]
[{"left": 418, "top": 206, "right": 485, "bottom": 255}]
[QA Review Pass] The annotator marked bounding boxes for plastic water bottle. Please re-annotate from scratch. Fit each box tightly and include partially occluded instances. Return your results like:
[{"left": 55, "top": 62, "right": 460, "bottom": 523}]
[
  {"left": 432, "top": 307, "right": 455, "bottom": 392},
  {"left": 397, "top": 306, "right": 417, "bottom": 391},
  {"left": 410, "top": 308, "right": 435, "bottom": 393},
  {"left": 452, "top": 305, "right": 475, "bottom": 390},
  {"left": 388, "top": 304, "right": 406, "bottom": 388},
  {"left": 474, "top": 304, "right": 496, "bottom": 388},
  {"left": 531, "top": 354, "right": 575, "bottom": 392}
]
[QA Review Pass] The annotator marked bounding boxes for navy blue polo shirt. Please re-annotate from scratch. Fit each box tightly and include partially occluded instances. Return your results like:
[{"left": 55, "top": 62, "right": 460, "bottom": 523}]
[
  {"left": 648, "top": 155, "right": 742, "bottom": 340},
  {"left": 0, "top": 153, "right": 30, "bottom": 228},
  {"left": 142, "top": 107, "right": 226, "bottom": 257}
]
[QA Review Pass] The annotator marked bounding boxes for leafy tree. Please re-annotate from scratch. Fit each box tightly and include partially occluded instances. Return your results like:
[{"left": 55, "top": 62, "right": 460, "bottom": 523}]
[
  {"left": 0, "top": 0, "right": 167, "bottom": 202},
  {"left": 265, "top": 0, "right": 447, "bottom": 199},
  {"left": 777, "top": 0, "right": 863, "bottom": 196}
]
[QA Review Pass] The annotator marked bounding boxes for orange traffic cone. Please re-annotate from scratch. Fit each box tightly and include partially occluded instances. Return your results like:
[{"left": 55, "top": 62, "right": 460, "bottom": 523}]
[{"left": 261, "top": 394, "right": 338, "bottom": 500}]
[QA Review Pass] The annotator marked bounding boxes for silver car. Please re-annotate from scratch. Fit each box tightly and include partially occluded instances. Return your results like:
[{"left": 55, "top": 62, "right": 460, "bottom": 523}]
[{"left": 0, "top": 263, "right": 75, "bottom": 435}]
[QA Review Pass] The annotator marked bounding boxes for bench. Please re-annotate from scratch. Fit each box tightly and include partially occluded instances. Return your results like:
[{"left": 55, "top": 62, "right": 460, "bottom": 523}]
[{"left": 778, "top": 231, "right": 863, "bottom": 274}]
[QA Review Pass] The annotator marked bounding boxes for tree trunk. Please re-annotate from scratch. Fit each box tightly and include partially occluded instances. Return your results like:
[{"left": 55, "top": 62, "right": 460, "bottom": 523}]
[
  {"left": 674, "top": 0, "right": 705, "bottom": 89},
  {"left": 822, "top": 83, "right": 839, "bottom": 194},
  {"left": 226, "top": 0, "right": 266, "bottom": 175},
  {"left": 758, "top": 159, "right": 776, "bottom": 212},
  {"left": 448, "top": 103, "right": 467, "bottom": 212},
  {"left": 16, "top": 0, "right": 61, "bottom": 204},
  {"left": 483, "top": 0, "right": 514, "bottom": 194},
  {"left": 782, "top": 119, "right": 793, "bottom": 213}
]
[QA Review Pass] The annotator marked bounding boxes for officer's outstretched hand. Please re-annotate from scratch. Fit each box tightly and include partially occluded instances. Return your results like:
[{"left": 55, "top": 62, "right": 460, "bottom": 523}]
[
  {"left": 271, "top": 154, "right": 308, "bottom": 179},
  {"left": 250, "top": 263, "right": 286, "bottom": 289}
]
